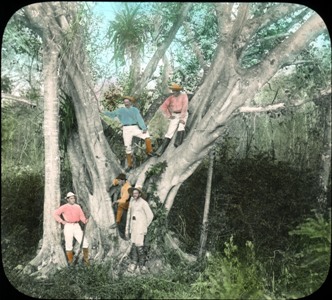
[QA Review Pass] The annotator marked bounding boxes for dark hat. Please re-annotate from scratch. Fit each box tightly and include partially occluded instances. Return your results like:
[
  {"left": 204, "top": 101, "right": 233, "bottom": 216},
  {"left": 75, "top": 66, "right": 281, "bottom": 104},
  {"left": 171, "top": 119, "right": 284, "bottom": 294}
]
[
  {"left": 116, "top": 173, "right": 127, "bottom": 180},
  {"left": 122, "top": 96, "right": 136, "bottom": 103},
  {"left": 128, "top": 186, "right": 147, "bottom": 200}
]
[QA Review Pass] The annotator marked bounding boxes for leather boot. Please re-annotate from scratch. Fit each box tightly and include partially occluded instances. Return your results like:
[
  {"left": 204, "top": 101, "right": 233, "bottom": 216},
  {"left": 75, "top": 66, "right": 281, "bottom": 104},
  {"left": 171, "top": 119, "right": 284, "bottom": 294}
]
[
  {"left": 155, "top": 138, "right": 171, "bottom": 157},
  {"left": 83, "top": 248, "right": 90, "bottom": 266},
  {"left": 145, "top": 138, "right": 155, "bottom": 156},
  {"left": 174, "top": 131, "right": 185, "bottom": 147},
  {"left": 66, "top": 251, "right": 73, "bottom": 265},
  {"left": 125, "top": 153, "right": 133, "bottom": 172},
  {"left": 137, "top": 246, "right": 148, "bottom": 274}
]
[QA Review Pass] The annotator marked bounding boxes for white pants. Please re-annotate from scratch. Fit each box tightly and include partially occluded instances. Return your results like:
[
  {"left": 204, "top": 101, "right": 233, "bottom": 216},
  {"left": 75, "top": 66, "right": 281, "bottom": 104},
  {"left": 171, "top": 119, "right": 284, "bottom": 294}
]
[
  {"left": 64, "top": 223, "right": 88, "bottom": 251},
  {"left": 165, "top": 112, "right": 188, "bottom": 139},
  {"left": 123, "top": 125, "right": 150, "bottom": 154}
]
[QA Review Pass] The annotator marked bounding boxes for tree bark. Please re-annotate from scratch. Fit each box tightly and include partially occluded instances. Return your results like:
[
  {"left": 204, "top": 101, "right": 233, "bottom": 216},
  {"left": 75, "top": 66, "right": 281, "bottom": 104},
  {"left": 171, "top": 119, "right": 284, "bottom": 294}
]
[{"left": 23, "top": 31, "right": 64, "bottom": 278}]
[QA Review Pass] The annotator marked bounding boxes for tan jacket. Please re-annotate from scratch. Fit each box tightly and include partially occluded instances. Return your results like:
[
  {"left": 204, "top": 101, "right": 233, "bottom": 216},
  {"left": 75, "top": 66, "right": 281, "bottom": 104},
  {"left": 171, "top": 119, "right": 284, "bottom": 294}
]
[{"left": 118, "top": 181, "right": 131, "bottom": 209}]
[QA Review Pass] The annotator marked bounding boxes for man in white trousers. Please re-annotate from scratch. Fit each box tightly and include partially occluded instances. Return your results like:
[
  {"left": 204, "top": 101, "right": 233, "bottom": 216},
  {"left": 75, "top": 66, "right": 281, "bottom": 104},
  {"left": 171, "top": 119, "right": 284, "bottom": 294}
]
[
  {"left": 155, "top": 83, "right": 189, "bottom": 156},
  {"left": 54, "top": 192, "right": 89, "bottom": 266}
]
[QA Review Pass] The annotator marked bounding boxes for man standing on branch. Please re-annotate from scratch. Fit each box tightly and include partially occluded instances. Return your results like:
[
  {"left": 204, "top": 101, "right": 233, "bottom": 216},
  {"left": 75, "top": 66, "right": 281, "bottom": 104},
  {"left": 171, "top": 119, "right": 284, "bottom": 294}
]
[
  {"left": 155, "top": 83, "right": 189, "bottom": 156},
  {"left": 53, "top": 192, "right": 89, "bottom": 266},
  {"left": 102, "top": 96, "right": 154, "bottom": 172},
  {"left": 110, "top": 173, "right": 131, "bottom": 234},
  {"left": 125, "top": 187, "right": 154, "bottom": 274}
]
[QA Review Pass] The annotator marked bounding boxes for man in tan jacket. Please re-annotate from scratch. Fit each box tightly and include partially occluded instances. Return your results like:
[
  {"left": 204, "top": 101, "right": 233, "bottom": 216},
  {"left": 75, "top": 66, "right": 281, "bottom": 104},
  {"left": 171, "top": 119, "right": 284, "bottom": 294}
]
[{"left": 110, "top": 173, "right": 132, "bottom": 231}]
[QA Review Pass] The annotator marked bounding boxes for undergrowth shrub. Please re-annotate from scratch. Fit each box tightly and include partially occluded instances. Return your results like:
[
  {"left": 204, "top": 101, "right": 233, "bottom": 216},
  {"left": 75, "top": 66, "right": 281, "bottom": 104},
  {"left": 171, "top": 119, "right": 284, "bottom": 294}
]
[
  {"left": 191, "top": 236, "right": 265, "bottom": 299},
  {"left": 285, "top": 209, "right": 331, "bottom": 298}
]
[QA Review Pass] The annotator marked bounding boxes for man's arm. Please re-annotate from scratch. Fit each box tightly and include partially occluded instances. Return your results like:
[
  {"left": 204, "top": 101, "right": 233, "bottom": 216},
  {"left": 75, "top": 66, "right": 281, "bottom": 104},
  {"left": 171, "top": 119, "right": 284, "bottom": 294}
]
[
  {"left": 143, "top": 202, "right": 154, "bottom": 227},
  {"left": 53, "top": 206, "right": 66, "bottom": 225},
  {"left": 160, "top": 96, "right": 172, "bottom": 118},
  {"left": 102, "top": 109, "right": 119, "bottom": 119},
  {"left": 117, "top": 185, "right": 131, "bottom": 204}
]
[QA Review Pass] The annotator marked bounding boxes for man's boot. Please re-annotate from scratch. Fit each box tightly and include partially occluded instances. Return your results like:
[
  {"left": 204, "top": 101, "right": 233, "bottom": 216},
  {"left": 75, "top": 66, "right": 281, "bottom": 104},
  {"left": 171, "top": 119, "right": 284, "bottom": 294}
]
[
  {"left": 125, "top": 153, "right": 133, "bottom": 172},
  {"left": 145, "top": 138, "right": 155, "bottom": 156},
  {"left": 174, "top": 131, "right": 185, "bottom": 147},
  {"left": 66, "top": 251, "right": 73, "bottom": 266},
  {"left": 83, "top": 248, "right": 90, "bottom": 266},
  {"left": 137, "top": 246, "right": 148, "bottom": 274},
  {"left": 155, "top": 138, "right": 171, "bottom": 157}
]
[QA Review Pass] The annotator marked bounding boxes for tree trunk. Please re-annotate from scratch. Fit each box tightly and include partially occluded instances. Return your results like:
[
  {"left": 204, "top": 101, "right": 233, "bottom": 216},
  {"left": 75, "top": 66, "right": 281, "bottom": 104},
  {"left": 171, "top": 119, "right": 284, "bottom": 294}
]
[
  {"left": 319, "top": 93, "right": 331, "bottom": 208},
  {"left": 199, "top": 150, "right": 214, "bottom": 259},
  {"left": 23, "top": 35, "right": 64, "bottom": 278}
]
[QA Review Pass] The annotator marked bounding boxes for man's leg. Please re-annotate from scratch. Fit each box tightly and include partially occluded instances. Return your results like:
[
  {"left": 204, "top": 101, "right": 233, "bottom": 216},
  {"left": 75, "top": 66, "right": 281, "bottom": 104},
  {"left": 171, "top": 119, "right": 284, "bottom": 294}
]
[
  {"left": 165, "top": 117, "right": 180, "bottom": 139},
  {"left": 174, "top": 112, "right": 188, "bottom": 147},
  {"left": 64, "top": 224, "right": 74, "bottom": 265},
  {"left": 123, "top": 127, "right": 134, "bottom": 171},
  {"left": 127, "top": 243, "right": 138, "bottom": 273}
]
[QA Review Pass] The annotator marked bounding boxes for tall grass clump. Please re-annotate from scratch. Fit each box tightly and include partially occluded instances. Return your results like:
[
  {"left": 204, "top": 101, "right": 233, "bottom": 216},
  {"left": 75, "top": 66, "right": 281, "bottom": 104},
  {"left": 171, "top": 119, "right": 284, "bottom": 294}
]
[{"left": 190, "top": 236, "right": 265, "bottom": 299}]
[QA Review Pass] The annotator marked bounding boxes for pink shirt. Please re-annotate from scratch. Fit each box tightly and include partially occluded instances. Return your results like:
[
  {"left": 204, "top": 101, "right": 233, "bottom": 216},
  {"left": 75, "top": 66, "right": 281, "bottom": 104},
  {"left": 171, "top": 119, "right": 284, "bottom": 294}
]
[
  {"left": 160, "top": 93, "right": 188, "bottom": 121},
  {"left": 54, "top": 203, "right": 87, "bottom": 225}
]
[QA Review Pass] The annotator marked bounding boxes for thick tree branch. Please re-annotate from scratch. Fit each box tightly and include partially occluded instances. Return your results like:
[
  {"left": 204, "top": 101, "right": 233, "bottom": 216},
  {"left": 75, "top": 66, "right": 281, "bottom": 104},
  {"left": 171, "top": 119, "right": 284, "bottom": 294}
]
[
  {"left": 1, "top": 93, "right": 37, "bottom": 107},
  {"left": 239, "top": 103, "right": 285, "bottom": 113},
  {"left": 131, "top": 3, "right": 192, "bottom": 96}
]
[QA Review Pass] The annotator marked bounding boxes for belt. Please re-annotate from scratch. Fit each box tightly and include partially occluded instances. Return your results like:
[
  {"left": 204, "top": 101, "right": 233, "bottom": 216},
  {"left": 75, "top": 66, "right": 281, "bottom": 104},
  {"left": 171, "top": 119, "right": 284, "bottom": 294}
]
[
  {"left": 172, "top": 112, "right": 181, "bottom": 114},
  {"left": 67, "top": 222, "right": 79, "bottom": 224},
  {"left": 123, "top": 124, "right": 137, "bottom": 126}
]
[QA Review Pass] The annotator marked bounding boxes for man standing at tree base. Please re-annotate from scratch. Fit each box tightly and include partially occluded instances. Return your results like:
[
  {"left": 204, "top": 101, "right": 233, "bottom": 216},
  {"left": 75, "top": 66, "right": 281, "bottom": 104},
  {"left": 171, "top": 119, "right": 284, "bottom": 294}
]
[
  {"left": 125, "top": 187, "right": 154, "bottom": 274},
  {"left": 53, "top": 192, "right": 90, "bottom": 266}
]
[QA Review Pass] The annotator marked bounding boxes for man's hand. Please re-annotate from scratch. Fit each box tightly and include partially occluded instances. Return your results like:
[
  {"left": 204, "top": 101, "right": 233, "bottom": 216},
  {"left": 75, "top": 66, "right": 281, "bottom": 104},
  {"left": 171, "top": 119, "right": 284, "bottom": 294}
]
[
  {"left": 179, "top": 120, "right": 185, "bottom": 125},
  {"left": 169, "top": 116, "right": 176, "bottom": 119},
  {"left": 142, "top": 130, "right": 147, "bottom": 134}
]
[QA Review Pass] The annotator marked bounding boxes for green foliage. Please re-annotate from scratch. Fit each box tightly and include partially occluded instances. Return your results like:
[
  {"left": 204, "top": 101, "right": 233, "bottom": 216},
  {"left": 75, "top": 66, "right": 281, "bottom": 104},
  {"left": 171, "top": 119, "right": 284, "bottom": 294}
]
[
  {"left": 1, "top": 105, "right": 44, "bottom": 168},
  {"left": 145, "top": 161, "right": 168, "bottom": 179},
  {"left": 2, "top": 17, "right": 42, "bottom": 95},
  {"left": 286, "top": 209, "right": 331, "bottom": 296},
  {"left": 191, "top": 236, "right": 265, "bottom": 299},
  {"left": 144, "top": 161, "right": 169, "bottom": 246},
  {"left": 1, "top": 167, "right": 44, "bottom": 272},
  {"left": 1, "top": 75, "right": 13, "bottom": 93},
  {"left": 107, "top": 3, "right": 148, "bottom": 67}
]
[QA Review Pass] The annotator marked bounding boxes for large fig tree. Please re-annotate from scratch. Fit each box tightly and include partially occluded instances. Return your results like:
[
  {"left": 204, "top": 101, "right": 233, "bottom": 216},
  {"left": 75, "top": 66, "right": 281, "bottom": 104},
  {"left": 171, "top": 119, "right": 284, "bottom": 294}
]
[{"left": 15, "top": 2, "right": 326, "bottom": 277}]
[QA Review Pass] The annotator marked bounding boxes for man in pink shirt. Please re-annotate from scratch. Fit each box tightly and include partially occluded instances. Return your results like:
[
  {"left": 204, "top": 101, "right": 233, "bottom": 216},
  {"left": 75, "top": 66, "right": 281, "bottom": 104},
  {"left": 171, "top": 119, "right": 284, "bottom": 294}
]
[
  {"left": 54, "top": 192, "right": 89, "bottom": 266},
  {"left": 155, "top": 83, "right": 189, "bottom": 156}
]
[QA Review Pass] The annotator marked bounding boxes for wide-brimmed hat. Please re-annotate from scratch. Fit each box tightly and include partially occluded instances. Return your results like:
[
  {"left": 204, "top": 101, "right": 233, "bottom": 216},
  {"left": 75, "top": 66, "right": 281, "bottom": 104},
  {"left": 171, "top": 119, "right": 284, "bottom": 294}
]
[
  {"left": 168, "top": 83, "right": 183, "bottom": 91},
  {"left": 128, "top": 187, "right": 147, "bottom": 200},
  {"left": 66, "top": 192, "right": 76, "bottom": 198},
  {"left": 122, "top": 96, "right": 136, "bottom": 103}
]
